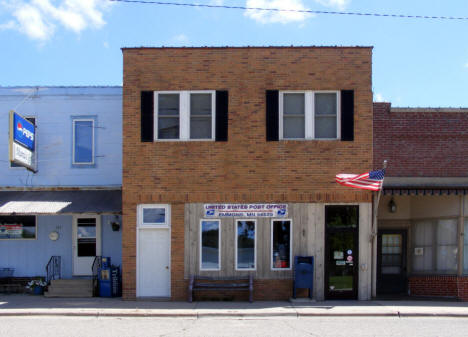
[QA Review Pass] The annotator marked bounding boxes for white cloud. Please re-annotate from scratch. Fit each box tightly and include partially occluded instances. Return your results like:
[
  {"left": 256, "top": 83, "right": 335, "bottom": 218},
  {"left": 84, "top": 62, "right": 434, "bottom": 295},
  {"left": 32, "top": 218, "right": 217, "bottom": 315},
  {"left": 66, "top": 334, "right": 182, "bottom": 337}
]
[
  {"left": 171, "top": 33, "right": 189, "bottom": 45},
  {"left": 315, "top": 0, "right": 351, "bottom": 11},
  {"left": 244, "top": 0, "right": 351, "bottom": 24},
  {"left": 209, "top": 0, "right": 224, "bottom": 5},
  {"left": 464, "top": 61, "right": 468, "bottom": 69},
  {"left": 1, "top": 0, "right": 111, "bottom": 41},
  {"left": 244, "top": 0, "right": 310, "bottom": 24},
  {"left": 374, "top": 93, "right": 385, "bottom": 102}
]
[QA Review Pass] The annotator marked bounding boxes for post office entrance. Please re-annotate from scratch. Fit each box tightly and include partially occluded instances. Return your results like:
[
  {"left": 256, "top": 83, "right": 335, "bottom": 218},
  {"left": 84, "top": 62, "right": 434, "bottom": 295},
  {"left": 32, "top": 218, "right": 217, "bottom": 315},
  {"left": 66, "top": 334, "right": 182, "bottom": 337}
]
[{"left": 325, "top": 205, "right": 359, "bottom": 299}]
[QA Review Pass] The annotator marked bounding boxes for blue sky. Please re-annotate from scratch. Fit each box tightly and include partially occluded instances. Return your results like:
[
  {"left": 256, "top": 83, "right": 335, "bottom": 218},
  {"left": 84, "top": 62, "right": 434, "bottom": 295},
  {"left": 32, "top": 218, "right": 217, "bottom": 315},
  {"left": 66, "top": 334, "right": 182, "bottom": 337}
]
[{"left": 1, "top": 0, "right": 467, "bottom": 107}]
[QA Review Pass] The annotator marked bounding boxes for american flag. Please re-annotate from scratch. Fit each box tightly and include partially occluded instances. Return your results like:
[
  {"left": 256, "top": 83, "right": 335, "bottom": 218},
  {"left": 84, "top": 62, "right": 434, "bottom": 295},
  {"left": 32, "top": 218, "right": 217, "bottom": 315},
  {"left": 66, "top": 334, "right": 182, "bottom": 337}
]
[{"left": 335, "top": 169, "right": 385, "bottom": 191}]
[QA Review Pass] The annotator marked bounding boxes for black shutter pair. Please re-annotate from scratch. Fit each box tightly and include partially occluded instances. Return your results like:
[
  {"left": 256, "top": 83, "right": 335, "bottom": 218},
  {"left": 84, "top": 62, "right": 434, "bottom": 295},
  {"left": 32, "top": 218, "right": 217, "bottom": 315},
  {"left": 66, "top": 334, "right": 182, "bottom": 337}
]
[
  {"left": 266, "top": 90, "right": 355, "bottom": 141},
  {"left": 140, "top": 91, "right": 229, "bottom": 142}
]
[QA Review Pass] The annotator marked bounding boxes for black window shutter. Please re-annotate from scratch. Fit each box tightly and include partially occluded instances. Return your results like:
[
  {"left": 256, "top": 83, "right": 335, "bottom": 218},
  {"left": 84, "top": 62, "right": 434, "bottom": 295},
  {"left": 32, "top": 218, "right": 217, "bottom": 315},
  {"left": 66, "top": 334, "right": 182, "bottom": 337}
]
[
  {"left": 215, "top": 91, "right": 229, "bottom": 141},
  {"left": 141, "top": 91, "right": 154, "bottom": 142},
  {"left": 266, "top": 90, "right": 279, "bottom": 141},
  {"left": 341, "top": 90, "right": 354, "bottom": 141}
]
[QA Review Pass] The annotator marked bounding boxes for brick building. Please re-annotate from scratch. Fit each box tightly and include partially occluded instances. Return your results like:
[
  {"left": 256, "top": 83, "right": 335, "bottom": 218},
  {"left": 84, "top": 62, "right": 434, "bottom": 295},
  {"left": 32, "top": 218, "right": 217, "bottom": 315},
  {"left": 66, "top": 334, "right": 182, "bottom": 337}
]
[
  {"left": 122, "top": 46, "right": 377, "bottom": 301},
  {"left": 374, "top": 103, "right": 468, "bottom": 300}
]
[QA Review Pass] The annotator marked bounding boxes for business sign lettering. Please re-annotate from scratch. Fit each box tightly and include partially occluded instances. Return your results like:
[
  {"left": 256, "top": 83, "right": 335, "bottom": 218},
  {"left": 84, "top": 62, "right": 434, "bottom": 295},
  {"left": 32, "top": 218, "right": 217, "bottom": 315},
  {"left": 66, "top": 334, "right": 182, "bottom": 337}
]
[
  {"left": 12, "top": 142, "right": 33, "bottom": 168},
  {"left": 204, "top": 204, "right": 288, "bottom": 218},
  {"left": 13, "top": 112, "right": 35, "bottom": 150},
  {"left": 0, "top": 224, "right": 23, "bottom": 239},
  {"left": 9, "top": 111, "right": 36, "bottom": 172}
]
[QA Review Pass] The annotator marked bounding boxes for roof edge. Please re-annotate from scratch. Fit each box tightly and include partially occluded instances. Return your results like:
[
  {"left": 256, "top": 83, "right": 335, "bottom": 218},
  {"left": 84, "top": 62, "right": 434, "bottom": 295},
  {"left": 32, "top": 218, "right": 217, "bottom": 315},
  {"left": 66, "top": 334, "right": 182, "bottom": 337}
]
[
  {"left": 391, "top": 107, "right": 468, "bottom": 113},
  {"left": 121, "top": 45, "right": 374, "bottom": 51}
]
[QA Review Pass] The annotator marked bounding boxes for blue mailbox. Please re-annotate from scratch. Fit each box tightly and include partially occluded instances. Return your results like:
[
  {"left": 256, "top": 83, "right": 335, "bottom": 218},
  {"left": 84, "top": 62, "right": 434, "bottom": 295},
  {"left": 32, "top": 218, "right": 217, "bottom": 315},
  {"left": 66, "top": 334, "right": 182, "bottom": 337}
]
[
  {"left": 293, "top": 256, "right": 314, "bottom": 299},
  {"left": 99, "top": 257, "right": 112, "bottom": 297}
]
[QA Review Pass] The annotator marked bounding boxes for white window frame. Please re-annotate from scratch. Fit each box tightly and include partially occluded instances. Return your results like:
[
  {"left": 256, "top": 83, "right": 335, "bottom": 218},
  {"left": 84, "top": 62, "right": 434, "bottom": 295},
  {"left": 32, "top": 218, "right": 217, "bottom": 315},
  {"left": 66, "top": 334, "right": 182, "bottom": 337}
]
[
  {"left": 72, "top": 119, "right": 95, "bottom": 165},
  {"left": 153, "top": 90, "right": 216, "bottom": 141},
  {"left": 199, "top": 219, "right": 221, "bottom": 271},
  {"left": 235, "top": 219, "right": 257, "bottom": 271},
  {"left": 279, "top": 90, "right": 341, "bottom": 140},
  {"left": 137, "top": 204, "right": 170, "bottom": 229},
  {"left": 271, "top": 219, "right": 293, "bottom": 271}
]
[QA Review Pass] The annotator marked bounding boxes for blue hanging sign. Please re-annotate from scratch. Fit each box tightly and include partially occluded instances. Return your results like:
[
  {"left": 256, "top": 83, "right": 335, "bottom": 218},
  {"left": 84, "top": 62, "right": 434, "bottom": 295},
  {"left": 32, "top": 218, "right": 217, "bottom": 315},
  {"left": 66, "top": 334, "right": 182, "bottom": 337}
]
[{"left": 13, "top": 112, "right": 35, "bottom": 150}]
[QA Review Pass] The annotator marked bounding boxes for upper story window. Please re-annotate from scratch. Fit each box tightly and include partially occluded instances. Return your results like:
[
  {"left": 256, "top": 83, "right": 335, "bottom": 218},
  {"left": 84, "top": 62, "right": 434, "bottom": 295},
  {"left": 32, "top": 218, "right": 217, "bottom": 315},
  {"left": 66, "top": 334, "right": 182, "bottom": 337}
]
[
  {"left": 141, "top": 90, "right": 228, "bottom": 143},
  {"left": 279, "top": 91, "right": 340, "bottom": 140},
  {"left": 266, "top": 90, "right": 354, "bottom": 142},
  {"left": 155, "top": 91, "right": 215, "bottom": 141},
  {"left": 72, "top": 118, "right": 94, "bottom": 165}
]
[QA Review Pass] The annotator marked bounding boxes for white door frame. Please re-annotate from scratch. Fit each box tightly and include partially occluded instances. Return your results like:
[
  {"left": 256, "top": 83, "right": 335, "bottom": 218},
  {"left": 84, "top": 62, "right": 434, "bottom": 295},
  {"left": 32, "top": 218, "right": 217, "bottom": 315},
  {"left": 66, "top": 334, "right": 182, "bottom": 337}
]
[
  {"left": 136, "top": 204, "right": 171, "bottom": 298},
  {"left": 72, "top": 214, "right": 101, "bottom": 276}
]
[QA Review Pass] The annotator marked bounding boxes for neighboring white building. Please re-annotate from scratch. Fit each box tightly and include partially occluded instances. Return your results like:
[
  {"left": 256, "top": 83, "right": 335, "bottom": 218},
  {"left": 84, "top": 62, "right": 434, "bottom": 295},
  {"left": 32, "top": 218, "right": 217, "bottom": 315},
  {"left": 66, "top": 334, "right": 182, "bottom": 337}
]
[{"left": 0, "top": 87, "right": 122, "bottom": 292}]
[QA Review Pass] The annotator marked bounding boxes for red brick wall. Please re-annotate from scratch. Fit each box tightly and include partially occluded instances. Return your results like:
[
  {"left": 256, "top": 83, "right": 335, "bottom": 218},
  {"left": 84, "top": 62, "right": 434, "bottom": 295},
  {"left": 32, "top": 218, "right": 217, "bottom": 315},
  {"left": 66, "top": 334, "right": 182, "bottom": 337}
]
[
  {"left": 373, "top": 103, "right": 468, "bottom": 177},
  {"left": 122, "top": 47, "right": 374, "bottom": 300},
  {"left": 409, "top": 276, "right": 468, "bottom": 301}
]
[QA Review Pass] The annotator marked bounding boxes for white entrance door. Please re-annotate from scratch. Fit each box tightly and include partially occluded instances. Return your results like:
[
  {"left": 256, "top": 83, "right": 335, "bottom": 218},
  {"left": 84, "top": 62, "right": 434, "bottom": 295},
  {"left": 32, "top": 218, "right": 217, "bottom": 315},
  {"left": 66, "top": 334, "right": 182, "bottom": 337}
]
[
  {"left": 137, "top": 204, "right": 171, "bottom": 297},
  {"left": 138, "top": 228, "right": 171, "bottom": 297},
  {"left": 72, "top": 215, "right": 101, "bottom": 276}
]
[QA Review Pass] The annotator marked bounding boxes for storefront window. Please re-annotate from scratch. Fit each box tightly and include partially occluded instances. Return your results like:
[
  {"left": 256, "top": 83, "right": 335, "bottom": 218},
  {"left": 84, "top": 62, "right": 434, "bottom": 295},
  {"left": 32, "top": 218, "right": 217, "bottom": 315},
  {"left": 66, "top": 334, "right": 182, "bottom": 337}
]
[
  {"left": 200, "top": 220, "right": 220, "bottom": 270},
  {"left": 412, "top": 219, "right": 458, "bottom": 273},
  {"left": 436, "top": 219, "right": 458, "bottom": 272},
  {"left": 271, "top": 220, "right": 291, "bottom": 270},
  {"left": 0, "top": 216, "right": 36, "bottom": 240},
  {"left": 412, "top": 221, "right": 433, "bottom": 272},
  {"left": 236, "top": 220, "right": 256, "bottom": 270}
]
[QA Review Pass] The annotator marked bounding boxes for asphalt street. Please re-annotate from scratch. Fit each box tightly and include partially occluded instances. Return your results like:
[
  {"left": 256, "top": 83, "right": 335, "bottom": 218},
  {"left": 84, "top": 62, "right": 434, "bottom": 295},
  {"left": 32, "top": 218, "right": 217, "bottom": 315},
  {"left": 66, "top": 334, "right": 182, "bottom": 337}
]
[{"left": 2, "top": 316, "right": 468, "bottom": 337}]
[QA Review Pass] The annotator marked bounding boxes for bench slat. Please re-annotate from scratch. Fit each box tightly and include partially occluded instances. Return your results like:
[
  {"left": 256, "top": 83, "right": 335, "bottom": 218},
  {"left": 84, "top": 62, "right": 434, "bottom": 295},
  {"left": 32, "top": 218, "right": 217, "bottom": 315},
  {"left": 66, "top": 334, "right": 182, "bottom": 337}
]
[{"left": 195, "top": 283, "right": 249, "bottom": 288}]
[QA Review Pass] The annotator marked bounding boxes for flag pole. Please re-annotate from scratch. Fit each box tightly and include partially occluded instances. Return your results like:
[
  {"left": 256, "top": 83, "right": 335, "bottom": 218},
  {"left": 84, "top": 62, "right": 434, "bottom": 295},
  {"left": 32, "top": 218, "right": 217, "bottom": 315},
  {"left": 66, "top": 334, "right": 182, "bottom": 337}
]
[{"left": 371, "top": 160, "right": 387, "bottom": 298}]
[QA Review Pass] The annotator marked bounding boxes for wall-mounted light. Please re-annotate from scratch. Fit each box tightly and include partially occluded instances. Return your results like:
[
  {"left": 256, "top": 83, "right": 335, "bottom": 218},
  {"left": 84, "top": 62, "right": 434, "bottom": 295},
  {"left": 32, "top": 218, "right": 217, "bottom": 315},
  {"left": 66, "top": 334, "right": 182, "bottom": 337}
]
[
  {"left": 110, "top": 215, "right": 120, "bottom": 232},
  {"left": 388, "top": 197, "right": 397, "bottom": 213}
]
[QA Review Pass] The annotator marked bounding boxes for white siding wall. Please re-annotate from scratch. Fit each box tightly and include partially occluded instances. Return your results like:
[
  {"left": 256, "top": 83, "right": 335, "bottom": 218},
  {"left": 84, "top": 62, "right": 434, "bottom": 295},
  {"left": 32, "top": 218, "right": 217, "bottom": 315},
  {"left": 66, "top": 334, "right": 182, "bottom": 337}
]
[{"left": 0, "top": 87, "right": 122, "bottom": 187}]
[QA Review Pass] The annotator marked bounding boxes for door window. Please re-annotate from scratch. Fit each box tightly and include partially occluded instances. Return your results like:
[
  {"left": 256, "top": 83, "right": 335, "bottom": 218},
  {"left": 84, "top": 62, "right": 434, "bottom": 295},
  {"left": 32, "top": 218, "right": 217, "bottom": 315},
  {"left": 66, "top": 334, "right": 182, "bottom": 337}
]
[
  {"left": 77, "top": 218, "right": 96, "bottom": 257},
  {"left": 381, "top": 234, "right": 402, "bottom": 274}
]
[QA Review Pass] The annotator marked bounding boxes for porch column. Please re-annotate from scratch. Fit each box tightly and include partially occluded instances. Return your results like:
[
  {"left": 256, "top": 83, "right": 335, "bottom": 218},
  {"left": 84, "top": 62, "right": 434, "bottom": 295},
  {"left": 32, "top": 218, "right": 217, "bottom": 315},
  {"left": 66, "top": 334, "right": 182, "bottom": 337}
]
[{"left": 458, "top": 195, "right": 465, "bottom": 276}]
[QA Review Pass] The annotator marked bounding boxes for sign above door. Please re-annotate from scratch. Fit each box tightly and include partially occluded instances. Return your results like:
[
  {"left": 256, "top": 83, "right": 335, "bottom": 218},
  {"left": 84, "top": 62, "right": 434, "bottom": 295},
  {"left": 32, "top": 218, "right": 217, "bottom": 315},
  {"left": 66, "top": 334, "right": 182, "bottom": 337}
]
[{"left": 204, "top": 204, "right": 288, "bottom": 218}]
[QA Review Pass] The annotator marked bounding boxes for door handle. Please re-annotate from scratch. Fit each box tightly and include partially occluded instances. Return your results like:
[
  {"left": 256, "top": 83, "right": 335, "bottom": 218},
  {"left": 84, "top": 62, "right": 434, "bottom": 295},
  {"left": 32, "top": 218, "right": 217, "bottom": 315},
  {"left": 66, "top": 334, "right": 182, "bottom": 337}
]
[{"left": 165, "top": 266, "right": 169, "bottom": 270}]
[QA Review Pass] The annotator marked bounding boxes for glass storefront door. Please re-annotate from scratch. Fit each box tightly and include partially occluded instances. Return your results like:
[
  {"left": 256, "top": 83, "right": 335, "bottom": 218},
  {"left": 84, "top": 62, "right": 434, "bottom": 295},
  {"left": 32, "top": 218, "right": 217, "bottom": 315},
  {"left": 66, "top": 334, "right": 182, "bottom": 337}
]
[{"left": 325, "top": 205, "right": 359, "bottom": 299}]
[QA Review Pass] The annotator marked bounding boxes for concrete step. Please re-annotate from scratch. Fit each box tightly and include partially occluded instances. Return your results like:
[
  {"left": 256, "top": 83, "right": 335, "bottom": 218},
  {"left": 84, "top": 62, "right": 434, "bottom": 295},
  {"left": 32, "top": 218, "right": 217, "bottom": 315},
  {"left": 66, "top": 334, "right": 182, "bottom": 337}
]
[
  {"left": 45, "top": 279, "right": 94, "bottom": 298},
  {"left": 50, "top": 279, "right": 93, "bottom": 288},
  {"left": 45, "top": 288, "right": 93, "bottom": 297}
]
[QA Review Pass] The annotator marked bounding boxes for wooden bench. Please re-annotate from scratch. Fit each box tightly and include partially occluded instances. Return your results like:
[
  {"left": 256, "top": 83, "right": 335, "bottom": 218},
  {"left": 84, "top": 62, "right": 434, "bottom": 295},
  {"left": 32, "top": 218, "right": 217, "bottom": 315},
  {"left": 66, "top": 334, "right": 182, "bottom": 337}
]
[{"left": 188, "top": 275, "right": 253, "bottom": 303}]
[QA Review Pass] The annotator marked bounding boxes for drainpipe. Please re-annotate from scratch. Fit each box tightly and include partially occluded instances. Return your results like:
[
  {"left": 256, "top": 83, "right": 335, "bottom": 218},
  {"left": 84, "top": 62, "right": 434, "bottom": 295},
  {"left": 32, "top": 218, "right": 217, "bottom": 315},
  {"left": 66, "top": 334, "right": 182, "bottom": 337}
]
[{"left": 457, "top": 194, "right": 465, "bottom": 299}]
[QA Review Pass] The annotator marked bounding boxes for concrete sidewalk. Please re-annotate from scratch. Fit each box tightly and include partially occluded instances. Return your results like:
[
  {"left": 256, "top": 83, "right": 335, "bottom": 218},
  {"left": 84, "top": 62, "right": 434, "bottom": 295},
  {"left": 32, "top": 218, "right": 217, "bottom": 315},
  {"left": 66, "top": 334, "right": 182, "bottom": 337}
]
[{"left": 1, "top": 294, "right": 467, "bottom": 318}]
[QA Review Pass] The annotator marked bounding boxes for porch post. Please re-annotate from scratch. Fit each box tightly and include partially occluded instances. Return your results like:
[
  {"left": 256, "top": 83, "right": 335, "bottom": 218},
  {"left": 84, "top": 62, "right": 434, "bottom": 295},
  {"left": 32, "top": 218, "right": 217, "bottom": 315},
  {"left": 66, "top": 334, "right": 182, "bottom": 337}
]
[{"left": 458, "top": 195, "right": 465, "bottom": 277}]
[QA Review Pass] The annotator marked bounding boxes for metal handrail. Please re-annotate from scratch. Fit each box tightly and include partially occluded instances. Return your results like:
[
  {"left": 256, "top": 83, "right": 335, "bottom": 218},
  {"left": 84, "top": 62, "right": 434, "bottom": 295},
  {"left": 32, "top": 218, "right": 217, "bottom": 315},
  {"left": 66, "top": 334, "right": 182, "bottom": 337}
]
[
  {"left": 92, "top": 256, "right": 102, "bottom": 297},
  {"left": 45, "top": 256, "right": 61, "bottom": 284}
]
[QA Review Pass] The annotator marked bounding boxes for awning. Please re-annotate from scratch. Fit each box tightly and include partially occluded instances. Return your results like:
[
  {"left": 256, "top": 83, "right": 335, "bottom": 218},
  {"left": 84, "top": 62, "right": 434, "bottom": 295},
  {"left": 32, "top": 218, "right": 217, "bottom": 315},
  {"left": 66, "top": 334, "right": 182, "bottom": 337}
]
[
  {"left": 383, "top": 177, "right": 468, "bottom": 196},
  {"left": 0, "top": 190, "right": 121, "bottom": 215}
]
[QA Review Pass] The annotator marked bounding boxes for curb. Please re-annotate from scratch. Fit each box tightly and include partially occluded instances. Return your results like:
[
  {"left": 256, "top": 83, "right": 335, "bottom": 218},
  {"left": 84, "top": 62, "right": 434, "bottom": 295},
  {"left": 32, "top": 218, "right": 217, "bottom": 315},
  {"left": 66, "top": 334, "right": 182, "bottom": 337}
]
[{"left": 2, "top": 311, "right": 468, "bottom": 318}]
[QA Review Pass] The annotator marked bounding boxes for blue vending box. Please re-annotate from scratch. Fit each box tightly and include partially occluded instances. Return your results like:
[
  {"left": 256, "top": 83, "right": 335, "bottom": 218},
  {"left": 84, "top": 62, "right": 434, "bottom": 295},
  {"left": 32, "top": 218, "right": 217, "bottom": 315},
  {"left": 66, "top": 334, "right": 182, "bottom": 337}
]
[
  {"left": 99, "top": 257, "right": 112, "bottom": 297},
  {"left": 293, "top": 256, "right": 314, "bottom": 299}
]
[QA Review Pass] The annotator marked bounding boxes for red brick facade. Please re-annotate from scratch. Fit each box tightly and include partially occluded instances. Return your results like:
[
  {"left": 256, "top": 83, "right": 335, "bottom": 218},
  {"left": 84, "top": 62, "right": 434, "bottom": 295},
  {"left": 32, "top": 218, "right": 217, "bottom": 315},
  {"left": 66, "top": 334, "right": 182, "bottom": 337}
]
[
  {"left": 373, "top": 103, "right": 468, "bottom": 177},
  {"left": 409, "top": 276, "right": 468, "bottom": 301},
  {"left": 122, "top": 47, "right": 374, "bottom": 300}
]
